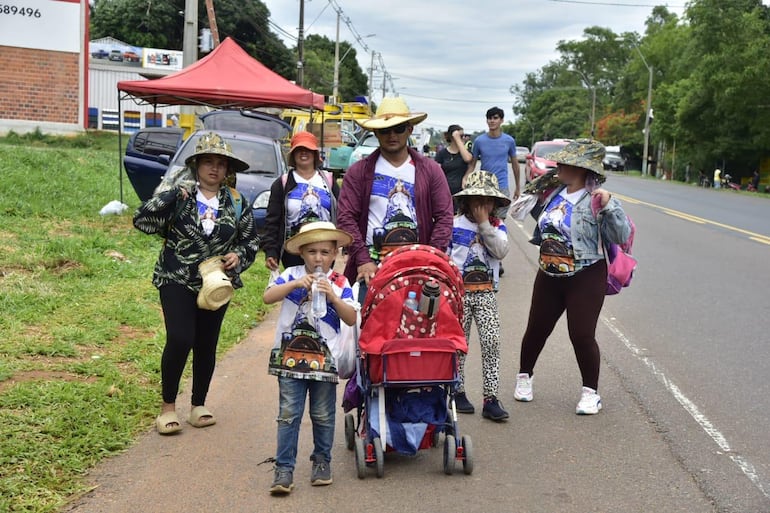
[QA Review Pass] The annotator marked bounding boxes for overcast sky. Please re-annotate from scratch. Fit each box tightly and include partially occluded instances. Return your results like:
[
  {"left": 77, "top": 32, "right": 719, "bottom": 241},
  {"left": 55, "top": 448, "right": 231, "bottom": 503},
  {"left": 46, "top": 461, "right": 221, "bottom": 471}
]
[{"left": 265, "top": 0, "right": 687, "bottom": 138}]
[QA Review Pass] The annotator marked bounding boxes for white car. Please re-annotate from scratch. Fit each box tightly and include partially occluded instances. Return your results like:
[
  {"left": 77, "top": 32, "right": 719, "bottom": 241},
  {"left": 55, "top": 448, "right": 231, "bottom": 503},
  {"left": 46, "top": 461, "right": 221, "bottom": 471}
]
[
  {"left": 516, "top": 146, "right": 530, "bottom": 164},
  {"left": 348, "top": 131, "right": 419, "bottom": 168},
  {"left": 348, "top": 132, "right": 380, "bottom": 167}
]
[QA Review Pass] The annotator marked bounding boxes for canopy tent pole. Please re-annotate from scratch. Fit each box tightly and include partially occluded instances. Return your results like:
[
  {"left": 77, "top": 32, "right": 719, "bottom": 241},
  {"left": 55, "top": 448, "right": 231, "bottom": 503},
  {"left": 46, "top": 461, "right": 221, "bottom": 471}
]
[{"left": 118, "top": 87, "right": 124, "bottom": 204}]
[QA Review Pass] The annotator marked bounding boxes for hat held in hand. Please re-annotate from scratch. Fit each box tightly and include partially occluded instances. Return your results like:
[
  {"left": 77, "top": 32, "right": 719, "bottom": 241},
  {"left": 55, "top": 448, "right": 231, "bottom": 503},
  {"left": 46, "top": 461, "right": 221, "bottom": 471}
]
[{"left": 197, "top": 256, "right": 234, "bottom": 310}]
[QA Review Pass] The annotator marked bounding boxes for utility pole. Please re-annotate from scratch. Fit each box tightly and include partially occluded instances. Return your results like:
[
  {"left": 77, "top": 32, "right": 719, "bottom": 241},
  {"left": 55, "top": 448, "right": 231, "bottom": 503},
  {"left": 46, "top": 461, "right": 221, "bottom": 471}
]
[
  {"left": 332, "top": 9, "right": 340, "bottom": 101},
  {"left": 183, "top": 0, "right": 198, "bottom": 67},
  {"left": 590, "top": 86, "right": 596, "bottom": 138},
  {"left": 642, "top": 65, "right": 653, "bottom": 176},
  {"left": 181, "top": 0, "right": 198, "bottom": 136},
  {"left": 368, "top": 51, "right": 375, "bottom": 106},
  {"left": 297, "top": 0, "right": 305, "bottom": 87},
  {"left": 382, "top": 71, "right": 386, "bottom": 98},
  {"left": 204, "top": 0, "right": 220, "bottom": 47}
]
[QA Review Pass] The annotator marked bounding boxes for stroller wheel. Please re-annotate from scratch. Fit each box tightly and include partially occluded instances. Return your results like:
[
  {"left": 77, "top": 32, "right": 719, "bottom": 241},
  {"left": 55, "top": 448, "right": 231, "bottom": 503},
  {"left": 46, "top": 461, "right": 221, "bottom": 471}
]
[
  {"left": 354, "top": 436, "right": 366, "bottom": 479},
  {"left": 461, "top": 434, "right": 474, "bottom": 475},
  {"left": 344, "top": 413, "right": 355, "bottom": 450},
  {"left": 373, "top": 437, "right": 385, "bottom": 478},
  {"left": 443, "top": 434, "right": 456, "bottom": 475}
]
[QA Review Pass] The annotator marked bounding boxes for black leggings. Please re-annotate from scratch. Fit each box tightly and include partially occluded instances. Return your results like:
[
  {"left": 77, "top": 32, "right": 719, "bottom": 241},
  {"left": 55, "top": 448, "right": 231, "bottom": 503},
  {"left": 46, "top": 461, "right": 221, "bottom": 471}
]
[
  {"left": 518, "top": 260, "right": 606, "bottom": 390},
  {"left": 159, "top": 284, "right": 229, "bottom": 405}
]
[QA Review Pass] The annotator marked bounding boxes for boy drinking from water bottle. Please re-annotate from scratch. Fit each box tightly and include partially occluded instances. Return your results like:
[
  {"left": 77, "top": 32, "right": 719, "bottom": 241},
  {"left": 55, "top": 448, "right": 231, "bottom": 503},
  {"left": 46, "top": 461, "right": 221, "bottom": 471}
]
[
  {"left": 447, "top": 171, "right": 511, "bottom": 421},
  {"left": 264, "top": 221, "right": 357, "bottom": 495}
]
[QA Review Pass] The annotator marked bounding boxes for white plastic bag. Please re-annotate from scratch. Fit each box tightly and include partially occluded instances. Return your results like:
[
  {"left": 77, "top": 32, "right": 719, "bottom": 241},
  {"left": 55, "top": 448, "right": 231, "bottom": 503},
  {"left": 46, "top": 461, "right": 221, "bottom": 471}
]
[
  {"left": 334, "top": 309, "right": 359, "bottom": 379},
  {"left": 332, "top": 281, "right": 361, "bottom": 379},
  {"left": 99, "top": 200, "right": 129, "bottom": 216},
  {"left": 509, "top": 194, "right": 538, "bottom": 221}
]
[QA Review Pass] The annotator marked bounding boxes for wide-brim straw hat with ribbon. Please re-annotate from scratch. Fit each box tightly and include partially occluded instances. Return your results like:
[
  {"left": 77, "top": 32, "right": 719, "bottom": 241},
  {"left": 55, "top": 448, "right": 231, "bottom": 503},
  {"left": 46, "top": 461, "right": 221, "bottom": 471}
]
[
  {"left": 356, "top": 96, "right": 428, "bottom": 130},
  {"left": 197, "top": 256, "right": 234, "bottom": 310},
  {"left": 284, "top": 221, "right": 353, "bottom": 255},
  {"left": 545, "top": 138, "right": 606, "bottom": 180},
  {"left": 454, "top": 170, "right": 512, "bottom": 207},
  {"left": 287, "top": 131, "right": 322, "bottom": 168},
  {"left": 185, "top": 131, "right": 250, "bottom": 173}
]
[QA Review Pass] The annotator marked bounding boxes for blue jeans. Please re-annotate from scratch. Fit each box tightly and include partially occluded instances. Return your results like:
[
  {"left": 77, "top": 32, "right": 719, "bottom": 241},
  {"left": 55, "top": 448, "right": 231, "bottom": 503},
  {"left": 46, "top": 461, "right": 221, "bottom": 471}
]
[{"left": 275, "top": 376, "right": 336, "bottom": 470}]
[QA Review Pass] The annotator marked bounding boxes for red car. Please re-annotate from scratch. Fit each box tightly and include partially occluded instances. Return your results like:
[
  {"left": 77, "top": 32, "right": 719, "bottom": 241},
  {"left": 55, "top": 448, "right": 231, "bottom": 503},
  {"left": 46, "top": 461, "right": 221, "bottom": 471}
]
[
  {"left": 524, "top": 139, "right": 571, "bottom": 182},
  {"left": 123, "top": 51, "right": 141, "bottom": 63}
]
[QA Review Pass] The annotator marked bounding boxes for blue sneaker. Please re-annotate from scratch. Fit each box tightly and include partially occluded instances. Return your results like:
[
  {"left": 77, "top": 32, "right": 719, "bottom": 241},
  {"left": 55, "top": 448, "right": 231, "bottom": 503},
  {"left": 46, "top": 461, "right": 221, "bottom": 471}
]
[
  {"left": 454, "top": 392, "right": 475, "bottom": 414},
  {"left": 481, "top": 396, "right": 509, "bottom": 421},
  {"left": 310, "top": 458, "right": 332, "bottom": 486},
  {"left": 269, "top": 468, "right": 294, "bottom": 495}
]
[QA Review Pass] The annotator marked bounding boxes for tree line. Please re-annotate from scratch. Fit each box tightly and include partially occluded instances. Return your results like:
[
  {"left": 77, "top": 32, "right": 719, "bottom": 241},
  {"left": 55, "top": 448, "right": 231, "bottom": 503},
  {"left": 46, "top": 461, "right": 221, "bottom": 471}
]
[
  {"left": 89, "top": 0, "right": 370, "bottom": 107},
  {"left": 508, "top": 0, "right": 770, "bottom": 180},
  {"left": 91, "top": 0, "right": 770, "bottom": 179}
]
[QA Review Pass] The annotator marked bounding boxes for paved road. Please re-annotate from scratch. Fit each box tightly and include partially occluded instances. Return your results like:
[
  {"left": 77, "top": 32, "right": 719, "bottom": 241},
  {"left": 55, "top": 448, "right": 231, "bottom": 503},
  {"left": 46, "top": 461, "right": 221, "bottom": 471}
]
[{"left": 63, "top": 186, "right": 728, "bottom": 512}]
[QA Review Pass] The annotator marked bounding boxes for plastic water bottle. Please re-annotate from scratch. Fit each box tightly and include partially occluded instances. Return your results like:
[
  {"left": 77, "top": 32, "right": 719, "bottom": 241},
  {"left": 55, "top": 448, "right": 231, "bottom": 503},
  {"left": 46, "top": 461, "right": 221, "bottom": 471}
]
[
  {"left": 311, "top": 266, "right": 327, "bottom": 318},
  {"left": 404, "top": 291, "right": 419, "bottom": 313},
  {"left": 418, "top": 279, "right": 440, "bottom": 318}
]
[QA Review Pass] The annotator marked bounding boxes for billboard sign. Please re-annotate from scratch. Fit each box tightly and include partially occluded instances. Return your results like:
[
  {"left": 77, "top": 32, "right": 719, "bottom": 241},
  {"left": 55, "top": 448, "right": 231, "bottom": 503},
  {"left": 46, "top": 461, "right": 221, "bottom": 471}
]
[{"left": 0, "top": 0, "right": 80, "bottom": 53}]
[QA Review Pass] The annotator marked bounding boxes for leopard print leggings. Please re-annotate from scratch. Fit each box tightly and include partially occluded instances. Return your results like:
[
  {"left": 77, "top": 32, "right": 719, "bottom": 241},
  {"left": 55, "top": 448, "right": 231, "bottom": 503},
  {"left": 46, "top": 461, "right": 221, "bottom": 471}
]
[{"left": 457, "top": 290, "right": 501, "bottom": 399}]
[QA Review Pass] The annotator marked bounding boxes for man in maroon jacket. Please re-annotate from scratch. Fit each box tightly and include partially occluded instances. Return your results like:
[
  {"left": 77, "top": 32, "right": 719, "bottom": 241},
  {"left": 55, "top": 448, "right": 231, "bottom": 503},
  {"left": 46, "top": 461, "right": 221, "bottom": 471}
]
[{"left": 337, "top": 97, "right": 454, "bottom": 286}]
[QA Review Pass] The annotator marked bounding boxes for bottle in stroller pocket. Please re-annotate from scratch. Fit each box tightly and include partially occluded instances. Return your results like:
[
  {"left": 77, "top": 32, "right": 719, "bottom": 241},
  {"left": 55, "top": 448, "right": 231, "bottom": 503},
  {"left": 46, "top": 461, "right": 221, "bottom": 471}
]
[
  {"left": 418, "top": 279, "right": 440, "bottom": 318},
  {"left": 398, "top": 289, "right": 437, "bottom": 339}
]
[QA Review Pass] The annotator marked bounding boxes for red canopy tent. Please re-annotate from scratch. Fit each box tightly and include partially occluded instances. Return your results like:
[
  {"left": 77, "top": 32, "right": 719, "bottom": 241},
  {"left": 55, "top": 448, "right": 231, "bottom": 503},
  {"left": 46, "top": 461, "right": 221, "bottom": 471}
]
[
  {"left": 114, "top": 38, "right": 325, "bottom": 202},
  {"left": 117, "top": 37, "right": 324, "bottom": 109}
]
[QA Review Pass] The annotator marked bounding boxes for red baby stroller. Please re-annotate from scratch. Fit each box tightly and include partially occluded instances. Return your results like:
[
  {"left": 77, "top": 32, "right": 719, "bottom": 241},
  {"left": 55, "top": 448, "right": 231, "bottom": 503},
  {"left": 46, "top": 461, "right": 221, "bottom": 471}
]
[{"left": 343, "top": 244, "right": 473, "bottom": 477}]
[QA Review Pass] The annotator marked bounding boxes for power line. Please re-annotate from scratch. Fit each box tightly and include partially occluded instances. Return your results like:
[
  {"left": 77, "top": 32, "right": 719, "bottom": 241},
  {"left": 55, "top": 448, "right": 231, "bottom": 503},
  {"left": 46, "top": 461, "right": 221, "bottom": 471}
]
[
  {"left": 398, "top": 91, "right": 513, "bottom": 105},
  {"left": 389, "top": 71, "right": 505, "bottom": 91}
]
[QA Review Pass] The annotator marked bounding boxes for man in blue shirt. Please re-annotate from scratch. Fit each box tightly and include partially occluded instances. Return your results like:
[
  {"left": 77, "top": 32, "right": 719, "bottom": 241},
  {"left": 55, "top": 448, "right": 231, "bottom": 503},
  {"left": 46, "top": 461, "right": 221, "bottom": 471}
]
[{"left": 464, "top": 107, "right": 521, "bottom": 217}]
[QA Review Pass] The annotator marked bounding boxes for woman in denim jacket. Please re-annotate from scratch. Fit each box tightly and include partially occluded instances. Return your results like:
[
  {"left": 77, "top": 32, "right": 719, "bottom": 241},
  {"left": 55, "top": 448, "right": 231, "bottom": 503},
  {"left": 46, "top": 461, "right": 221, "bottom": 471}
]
[{"left": 513, "top": 139, "right": 631, "bottom": 415}]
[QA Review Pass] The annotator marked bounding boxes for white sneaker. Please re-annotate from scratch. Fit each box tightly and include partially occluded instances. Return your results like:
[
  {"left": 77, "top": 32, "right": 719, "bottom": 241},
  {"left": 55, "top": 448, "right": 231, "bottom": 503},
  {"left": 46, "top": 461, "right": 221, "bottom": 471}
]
[
  {"left": 576, "top": 386, "right": 602, "bottom": 415},
  {"left": 513, "top": 373, "right": 533, "bottom": 402}
]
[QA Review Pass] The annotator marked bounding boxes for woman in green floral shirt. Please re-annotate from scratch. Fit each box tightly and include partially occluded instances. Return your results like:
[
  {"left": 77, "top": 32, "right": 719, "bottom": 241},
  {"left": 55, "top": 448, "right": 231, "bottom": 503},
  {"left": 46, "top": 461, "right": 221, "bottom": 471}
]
[{"left": 133, "top": 132, "right": 260, "bottom": 435}]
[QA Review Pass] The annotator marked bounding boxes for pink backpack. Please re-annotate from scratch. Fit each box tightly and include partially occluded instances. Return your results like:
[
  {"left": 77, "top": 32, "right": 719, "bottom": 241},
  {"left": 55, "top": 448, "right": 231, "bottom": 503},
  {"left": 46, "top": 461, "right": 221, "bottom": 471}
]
[{"left": 591, "top": 195, "right": 637, "bottom": 295}]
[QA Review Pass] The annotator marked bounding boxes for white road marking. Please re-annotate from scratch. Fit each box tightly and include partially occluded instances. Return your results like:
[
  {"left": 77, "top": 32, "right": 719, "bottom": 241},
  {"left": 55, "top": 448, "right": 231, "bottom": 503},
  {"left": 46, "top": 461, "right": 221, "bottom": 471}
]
[{"left": 602, "top": 316, "right": 770, "bottom": 499}]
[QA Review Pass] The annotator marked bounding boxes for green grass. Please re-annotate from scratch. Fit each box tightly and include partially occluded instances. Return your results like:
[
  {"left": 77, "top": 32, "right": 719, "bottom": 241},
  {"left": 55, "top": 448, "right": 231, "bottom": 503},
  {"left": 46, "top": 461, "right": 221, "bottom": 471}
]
[{"left": 0, "top": 131, "right": 272, "bottom": 513}]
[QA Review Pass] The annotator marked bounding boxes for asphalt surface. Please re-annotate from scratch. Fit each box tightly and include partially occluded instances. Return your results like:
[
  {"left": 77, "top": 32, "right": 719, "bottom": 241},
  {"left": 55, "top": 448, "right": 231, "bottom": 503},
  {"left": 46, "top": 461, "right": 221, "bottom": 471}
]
[{"left": 62, "top": 210, "right": 722, "bottom": 513}]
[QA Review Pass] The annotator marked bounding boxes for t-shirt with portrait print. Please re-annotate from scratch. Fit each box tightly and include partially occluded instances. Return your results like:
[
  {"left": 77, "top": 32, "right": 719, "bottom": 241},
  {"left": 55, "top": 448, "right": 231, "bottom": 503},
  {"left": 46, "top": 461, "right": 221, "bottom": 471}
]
[
  {"left": 366, "top": 156, "right": 419, "bottom": 260},
  {"left": 537, "top": 188, "right": 587, "bottom": 277},
  {"left": 196, "top": 190, "right": 220, "bottom": 236},
  {"left": 285, "top": 171, "right": 334, "bottom": 239}
]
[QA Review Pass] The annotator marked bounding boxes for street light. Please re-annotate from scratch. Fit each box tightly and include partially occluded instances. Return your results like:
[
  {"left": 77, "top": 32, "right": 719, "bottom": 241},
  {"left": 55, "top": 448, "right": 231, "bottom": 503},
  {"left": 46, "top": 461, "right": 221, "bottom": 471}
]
[
  {"left": 618, "top": 37, "right": 653, "bottom": 176},
  {"left": 567, "top": 68, "right": 596, "bottom": 138}
]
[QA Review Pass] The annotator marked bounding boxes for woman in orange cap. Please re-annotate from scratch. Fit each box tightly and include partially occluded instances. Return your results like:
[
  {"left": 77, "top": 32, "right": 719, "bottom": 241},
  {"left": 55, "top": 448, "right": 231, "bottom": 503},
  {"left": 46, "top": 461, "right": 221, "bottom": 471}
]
[{"left": 263, "top": 131, "right": 340, "bottom": 270}]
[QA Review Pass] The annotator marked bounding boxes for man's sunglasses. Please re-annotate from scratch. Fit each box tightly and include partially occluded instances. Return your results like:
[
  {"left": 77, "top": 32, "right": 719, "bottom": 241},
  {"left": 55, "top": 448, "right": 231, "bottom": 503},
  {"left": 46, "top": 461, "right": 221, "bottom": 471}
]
[{"left": 375, "top": 124, "right": 409, "bottom": 135}]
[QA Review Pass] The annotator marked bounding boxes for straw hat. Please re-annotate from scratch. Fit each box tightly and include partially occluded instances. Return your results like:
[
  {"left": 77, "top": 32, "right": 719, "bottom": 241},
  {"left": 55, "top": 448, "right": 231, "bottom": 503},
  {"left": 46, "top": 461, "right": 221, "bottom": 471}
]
[
  {"left": 196, "top": 256, "right": 234, "bottom": 310},
  {"left": 184, "top": 132, "right": 250, "bottom": 173},
  {"left": 356, "top": 97, "right": 427, "bottom": 130},
  {"left": 287, "top": 131, "right": 322, "bottom": 168},
  {"left": 454, "top": 170, "right": 511, "bottom": 206},
  {"left": 284, "top": 221, "right": 353, "bottom": 255},
  {"left": 545, "top": 138, "right": 606, "bottom": 176}
]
